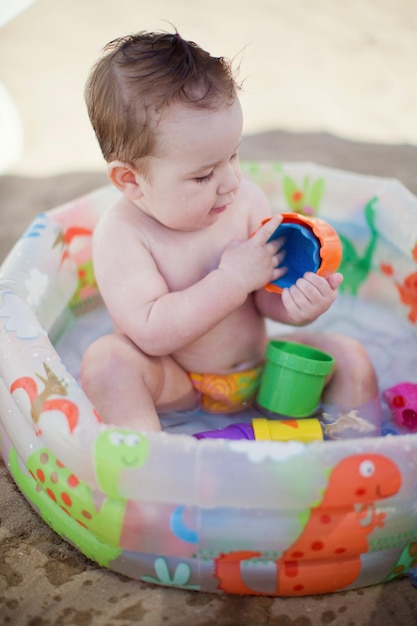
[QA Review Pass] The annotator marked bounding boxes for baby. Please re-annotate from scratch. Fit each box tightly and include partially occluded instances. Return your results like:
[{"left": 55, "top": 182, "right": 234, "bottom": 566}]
[{"left": 82, "top": 31, "right": 379, "bottom": 432}]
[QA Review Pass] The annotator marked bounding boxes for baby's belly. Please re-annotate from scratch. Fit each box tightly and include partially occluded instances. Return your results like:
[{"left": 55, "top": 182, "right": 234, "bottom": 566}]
[{"left": 174, "top": 303, "right": 268, "bottom": 374}]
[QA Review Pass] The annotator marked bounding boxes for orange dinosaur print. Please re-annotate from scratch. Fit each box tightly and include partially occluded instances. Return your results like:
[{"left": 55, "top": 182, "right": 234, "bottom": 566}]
[
  {"left": 10, "top": 362, "right": 79, "bottom": 434},
  {"left": 396, "top": 271, "right": 417, "bottom": 323},
  {"left": 214, "top": 454, "right": 402, "bottom": 596}
]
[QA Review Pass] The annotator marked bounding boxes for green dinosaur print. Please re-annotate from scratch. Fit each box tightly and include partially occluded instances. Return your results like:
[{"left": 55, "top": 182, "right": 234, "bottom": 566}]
[
  {"left": 338, "top": 196, "right": 379, "bottom": 295},
  {"left": 94, "top": 429, "right": 149, "bottom": 498},
  {"left": 8, "top": 446, "right": 120, "bottom": 566},
  {"left": 8, "top": 428, "right": 149, "bottom": 565},
  {"left": 69, "top": 259, "right": 99, "bottom": 311},
  {"left": 385, "top": 540, "right": 417, "bottom": 582}
]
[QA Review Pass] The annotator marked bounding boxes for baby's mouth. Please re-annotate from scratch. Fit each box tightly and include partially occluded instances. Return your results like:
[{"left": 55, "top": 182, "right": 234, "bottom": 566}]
[{"left": 210, "top": 205, "right": 227, "bottom": 215}]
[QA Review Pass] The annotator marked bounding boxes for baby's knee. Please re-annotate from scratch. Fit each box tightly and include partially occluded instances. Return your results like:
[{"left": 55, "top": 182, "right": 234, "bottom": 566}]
[
  {"left": 335, "top": 335, "right": 377, "bottom": 387},
  {"left": 81, "top": 335, "right": 167, "bottom": 430},
  {"left": 282, "top": 331, "right": 377, "bottom": 387},
  {"left": 81, "top": 335, "right": 117, "bottom": 393},
  {"left": 324, "top": 334, "right": 379, "bottom": 409},
  {"left": 81, "top": 334, "right": 150, "bottom": 392}
]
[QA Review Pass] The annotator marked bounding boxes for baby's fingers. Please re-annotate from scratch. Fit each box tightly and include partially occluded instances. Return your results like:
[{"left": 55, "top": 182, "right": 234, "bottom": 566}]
[
  {"left": 271, "top": 264, "right": 288, "bottom": 281},
  {"left": 289, "top": 274, "right": 328, "bottom": 306},
  {"left": 252, "top": 215, "right": 282, "bottom": 246},
  {"left": 327, "top": 272, "right": 344, "bottom": 290},
  {"left": 294, "top": 272, "right": 341, "bottom": 299}
]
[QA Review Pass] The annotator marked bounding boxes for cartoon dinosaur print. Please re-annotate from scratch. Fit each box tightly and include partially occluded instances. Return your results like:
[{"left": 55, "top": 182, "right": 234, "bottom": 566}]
[
  {"left": 381, "top": 242, "right": 417, "bottom": 323},
  {"left": 385, "top": 541, "right": 417, "bottom": 582},
  {"left": 338, "top": 196, "right": 379, "bottom": 295},
  {"left": 10, "top": 362, "right": 79, "bottom": 434},
  {"left": 69, "top": 259, "right": 99, "bottom": 312},
  {"left": 8, "top": 428, "right": 149, "bottom": 562},
  {"left": 214, "top": 454, "right": 402, "bottom": 596},
  {"left": 396, "top": 271, "right": 417, "bottom": 323}
]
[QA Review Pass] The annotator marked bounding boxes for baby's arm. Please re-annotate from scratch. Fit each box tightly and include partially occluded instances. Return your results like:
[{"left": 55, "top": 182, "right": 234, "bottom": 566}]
[
  {"left": 97, "top": 215, "right": 285, "bottom": 356},
  {"left": 255, "top": 271, "right": 343, "bottom": 325}
]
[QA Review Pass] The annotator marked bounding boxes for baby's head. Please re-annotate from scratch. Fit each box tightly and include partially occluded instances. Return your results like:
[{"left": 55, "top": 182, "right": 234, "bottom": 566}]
[{"left": 85, "top": 31, "right": 239, "bottom": 170}]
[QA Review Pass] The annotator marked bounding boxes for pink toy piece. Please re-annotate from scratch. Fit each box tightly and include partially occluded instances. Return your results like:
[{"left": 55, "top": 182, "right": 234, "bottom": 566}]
[{"left": 383, "top": 382, "right": 417, "bottom": 432}]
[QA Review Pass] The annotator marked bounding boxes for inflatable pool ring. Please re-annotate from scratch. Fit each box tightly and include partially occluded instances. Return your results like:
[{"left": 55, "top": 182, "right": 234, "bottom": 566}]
[{"left": 1, "top": 161, "right": 417, "bottom": 596}]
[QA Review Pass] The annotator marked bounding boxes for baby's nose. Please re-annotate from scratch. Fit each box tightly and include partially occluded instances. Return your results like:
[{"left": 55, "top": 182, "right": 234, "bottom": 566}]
[{"left": 217, "top": 165, "right": 241, "bottom": 195}]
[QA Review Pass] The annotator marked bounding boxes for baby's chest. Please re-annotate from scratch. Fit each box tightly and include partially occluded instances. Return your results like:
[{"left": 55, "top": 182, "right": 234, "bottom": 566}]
[{"left": 153, "top": 238, "right": 223, "bottom": 291}]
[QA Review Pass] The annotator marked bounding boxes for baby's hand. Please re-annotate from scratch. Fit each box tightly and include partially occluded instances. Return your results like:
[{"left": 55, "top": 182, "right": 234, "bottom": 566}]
[
  {"left": 281, "top": 272, "right": 343, "bottom": 324},
  {"left": 218, "top": 215, "right": 287, "bottom": 294}
]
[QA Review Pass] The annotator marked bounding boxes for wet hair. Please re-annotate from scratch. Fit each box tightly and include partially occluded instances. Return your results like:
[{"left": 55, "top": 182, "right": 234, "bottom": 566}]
[{"left": 85, "top": 30, "right": 239, "bottom": 167}]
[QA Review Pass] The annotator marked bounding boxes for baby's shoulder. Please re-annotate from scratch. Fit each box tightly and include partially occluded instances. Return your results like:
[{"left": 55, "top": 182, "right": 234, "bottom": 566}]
[
  {"left": 236, "top": 174, "right": 272, "bottom": 226},
  {"left": 96, "top": 196, "right": 144, "bottom": 238}
]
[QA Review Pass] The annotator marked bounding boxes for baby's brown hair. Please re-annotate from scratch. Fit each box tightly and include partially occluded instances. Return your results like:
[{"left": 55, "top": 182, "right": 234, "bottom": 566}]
[{"left": 85, "top": 31, "right": 239, "bottom": 168}]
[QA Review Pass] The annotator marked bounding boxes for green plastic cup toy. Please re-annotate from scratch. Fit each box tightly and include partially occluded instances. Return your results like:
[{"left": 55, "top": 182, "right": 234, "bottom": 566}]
[{"left": 257, "top": 340, "right": 334, "bottom": 418}]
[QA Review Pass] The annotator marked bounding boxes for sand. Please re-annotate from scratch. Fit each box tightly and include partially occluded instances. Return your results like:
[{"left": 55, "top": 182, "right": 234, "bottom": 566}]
[{"left": 1, "top": 1, "right": 417, "bottom": 624}]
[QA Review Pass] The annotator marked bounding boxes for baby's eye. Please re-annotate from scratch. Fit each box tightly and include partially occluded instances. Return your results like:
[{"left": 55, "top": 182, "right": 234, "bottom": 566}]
[{"left": 195, "top": 171, "right": 214, "bottom": 183}]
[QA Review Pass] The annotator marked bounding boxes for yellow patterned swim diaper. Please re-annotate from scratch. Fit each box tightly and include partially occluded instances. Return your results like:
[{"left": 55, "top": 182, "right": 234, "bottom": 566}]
[{"left": 189, "top": 365, "right": 263, "bottom": 413}]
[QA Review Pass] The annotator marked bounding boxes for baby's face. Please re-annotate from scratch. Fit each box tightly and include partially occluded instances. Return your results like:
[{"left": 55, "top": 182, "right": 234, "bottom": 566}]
[{"left": 136, "top": 98, "right": 243, "bottom": 231}]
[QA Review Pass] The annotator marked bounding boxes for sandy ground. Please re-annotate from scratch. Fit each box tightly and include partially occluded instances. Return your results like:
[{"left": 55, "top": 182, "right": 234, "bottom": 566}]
[
  {"left": 0, "top": 0, "right": 416, "bottom": 176},
  {"left": 1, "top": 2, "right": 417, "bottom": 625}
]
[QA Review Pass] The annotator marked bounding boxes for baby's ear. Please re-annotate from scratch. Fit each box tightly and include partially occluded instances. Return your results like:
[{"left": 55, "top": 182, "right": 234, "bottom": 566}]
[{"left": 107, "top": 161, "right": 143, "bottom": 200}]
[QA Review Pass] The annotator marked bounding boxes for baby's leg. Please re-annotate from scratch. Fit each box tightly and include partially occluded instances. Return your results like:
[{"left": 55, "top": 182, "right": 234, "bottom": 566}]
[
  {"left": 276, "top": 331, "right": 379, "bottom": 410},
  {"left": 81, "top": 334, "right": 197, "bottom": 431},
  {"left": 274, "top": 331, "right": 382, "bottom": 436}
]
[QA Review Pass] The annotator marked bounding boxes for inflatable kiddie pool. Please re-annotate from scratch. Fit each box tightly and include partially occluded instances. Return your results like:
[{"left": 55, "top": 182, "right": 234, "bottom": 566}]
[{"left": 1, "top": 161, "right": 417, "bottom": 596}]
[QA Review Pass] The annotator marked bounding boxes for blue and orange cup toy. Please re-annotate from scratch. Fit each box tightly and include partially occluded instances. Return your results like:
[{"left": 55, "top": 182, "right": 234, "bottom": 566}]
[
  {"left": 194, "top": 340, "right": 335, "bottom": 443},
  {"left": 257, "top": 213, "right": 342, "bottom": 293}
]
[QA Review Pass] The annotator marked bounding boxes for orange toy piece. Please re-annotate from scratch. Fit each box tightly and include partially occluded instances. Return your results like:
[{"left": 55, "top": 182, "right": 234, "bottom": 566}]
[{"left": 258, "top": 213, "right": 342, "bottom": 294}]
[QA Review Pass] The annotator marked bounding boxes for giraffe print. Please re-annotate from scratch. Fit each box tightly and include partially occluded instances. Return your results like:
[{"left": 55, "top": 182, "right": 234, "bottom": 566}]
[{"left": 10, "top": 362, "right": 79, "bottom": 434}]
